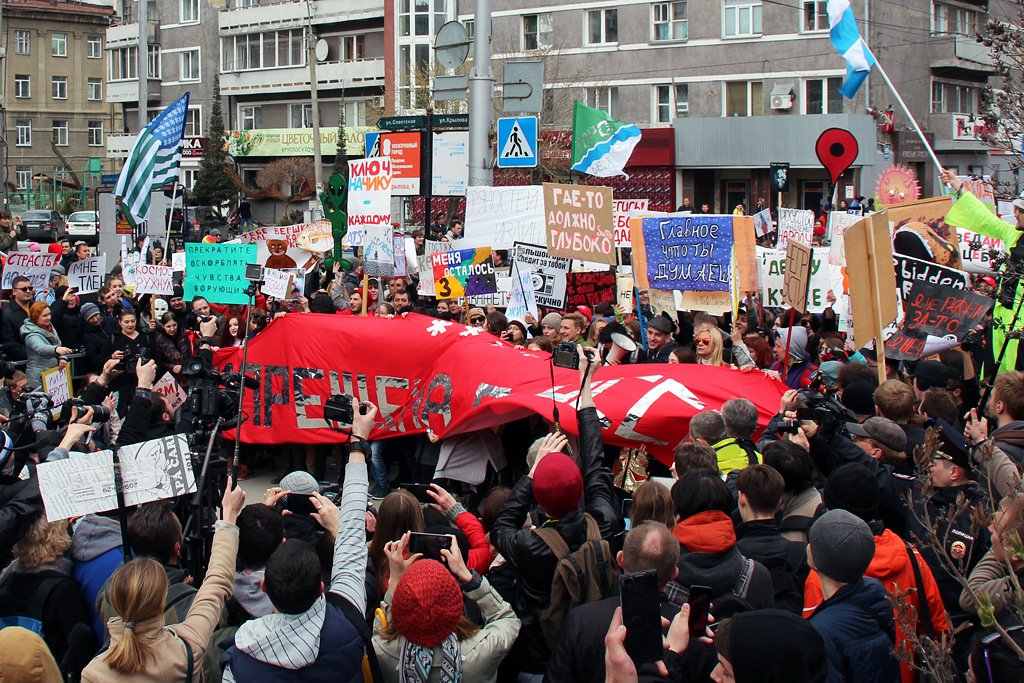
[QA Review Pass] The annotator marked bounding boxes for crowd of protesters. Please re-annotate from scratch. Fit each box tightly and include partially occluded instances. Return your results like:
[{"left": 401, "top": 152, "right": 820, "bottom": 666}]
[{"left": 1, "top": 197, "right": 1024, "bottom": 683}]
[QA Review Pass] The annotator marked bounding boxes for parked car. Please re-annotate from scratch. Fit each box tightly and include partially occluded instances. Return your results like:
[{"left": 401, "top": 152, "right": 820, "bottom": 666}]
[
  {"left": 20, "top": 210, "right": 66, "bottom": 242},
  {"left": 166, "top": 205, "right": 226, "bottom": 241},
  {"left": 65, "top": 210, "right": 99, "bottom": 245}
]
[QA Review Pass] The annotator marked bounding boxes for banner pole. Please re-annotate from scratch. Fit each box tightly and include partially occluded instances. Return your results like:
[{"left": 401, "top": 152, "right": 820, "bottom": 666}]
[
  {"left": 360, "top": 272, "right": 368, "bottom": 316},
  {"left": 870, "top": 54, "right": 943, "bottom": 173},
  {"left": 782, "top": 307, "right": 796, "bottom": 373}
]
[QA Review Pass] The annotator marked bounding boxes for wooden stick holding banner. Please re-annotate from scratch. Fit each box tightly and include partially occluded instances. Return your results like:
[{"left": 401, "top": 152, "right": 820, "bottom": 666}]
[
  {"left": 845, "top": 213, "right": 899, "bottom": 385},
  {"left": 361, "top": 272, "right": 368, "bottom": 316},
  {"left": 781, "top": 239, "right": 813, "bottom": 372}
]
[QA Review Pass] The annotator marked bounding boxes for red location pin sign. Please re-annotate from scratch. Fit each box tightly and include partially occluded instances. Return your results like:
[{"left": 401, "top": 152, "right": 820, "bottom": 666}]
[{"left": 815, "top": 128, "right": 859, "bottom": 185}]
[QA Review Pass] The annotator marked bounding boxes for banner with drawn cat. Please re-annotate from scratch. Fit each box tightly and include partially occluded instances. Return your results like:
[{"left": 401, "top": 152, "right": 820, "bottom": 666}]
[{"left": 233, "top": 222, "right": 323, "bottom": 273}]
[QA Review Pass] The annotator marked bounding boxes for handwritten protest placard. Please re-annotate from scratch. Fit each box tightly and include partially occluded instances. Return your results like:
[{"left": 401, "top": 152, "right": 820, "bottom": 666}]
[
  {"left": 171, "top": 251, "right": 186, "bottom": 271},
  {"left": 893, "top": 253, "right": 970, "bottom": 305},
  {"left": 260, "top": 268, "right": 293, "bottom": 299},
  {"left": 235, "top": 222, "right": 319, "bottom": 271},
  {"left": 758, "top": 247, "right": 846, "bottom": 314},
  {"left": 346, "top": 157, "right": 393, "bottom": 247},
  {"left": 957, "top": 227, "right": 1002, "bottom": 274},
  {"left": 507, "top": 266, "right": 538, "bottom": 322},
  {"left": 752, "top": 208, "right": 774, "bottom": 238},
  {"left": 903, "top": 281, "right": 993, "bottom": 340},
  {"left": 364, "top": 225, "right": 395, "bottom": 277},
  {"left": 67, "top": 255, "right": 105, "bottom": 294},
  {"left": 567, "top": 271, "right": 617, "bottom": 306},
  {"left": 616, "top": 275, "right": 634, "bottom": 313},
  {"left": 776, "top": 208, "right": 815, "bottom": 249},
  {"left": 36, "top": 435, "right": 196, "bottom": 522},
  {"left": 783, "top": 240, "right": 813, "bottom": 313},
  {"left": 431, "top": 247, "right": 497, "bottom": 299},
  {"left": 417, "top": 240, "right": 447, "bottom": 297},
  {"left": 185, "top": 243, "right": 258, "bottom": 305},
  {"left": 640, "top": 215, "right": 733, "bottom": 291},
  {"left": 394, "top": 235, "right": 407, "bottom": 277},
  {"left": 40, "top": 364, "right": 72, "bottom": 420},
  {"left": 544, "top": 183, "right": 616, "bottom": 265},
  {"left": 613, "top": 199, "right": 650, "bottom": 247},
  {"left": 134, "top": 264, "right": 174, "bottom": 295},
  {"left": 0, "top": 252, "right": 59, "bottom": 290},
  {"left": 463, "top": 186, "right": 546, "bottom": 249},
  {"left": 511, "top": 242, "right": 570, "bottom": 309},
  {"left": 153, "top": 372, "right": 188, "bottom": 413},
  {"left": 827, "top": 211, "right": 864, "bottom": 265}
]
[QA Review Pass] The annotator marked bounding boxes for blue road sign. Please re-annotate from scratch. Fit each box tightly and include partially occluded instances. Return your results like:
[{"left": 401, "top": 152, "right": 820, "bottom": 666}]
[{"left": 497, "top": 116, "right": 537, "bottom": 168}]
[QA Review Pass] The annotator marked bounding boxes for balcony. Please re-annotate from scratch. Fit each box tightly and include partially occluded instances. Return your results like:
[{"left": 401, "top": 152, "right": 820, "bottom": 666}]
[
  {"left": 220, "top": 58, "right": 384, "bottom": 95},
  {"left": 107, "top": 79, "right": 162, "bottom": 104},
  {"left": 929, "top": 34, "right": 994, "bottom": 75},
  {"left": 106, "top": 20, "right": 159, "bottom": 48},
  {"left": 219, "top": 0, "right": 383, "bottom": 33}
]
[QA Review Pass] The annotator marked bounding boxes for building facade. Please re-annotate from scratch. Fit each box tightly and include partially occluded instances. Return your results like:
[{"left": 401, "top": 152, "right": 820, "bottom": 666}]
[{"left": 1, "top": 0, "right": 115, "bottom": 212}]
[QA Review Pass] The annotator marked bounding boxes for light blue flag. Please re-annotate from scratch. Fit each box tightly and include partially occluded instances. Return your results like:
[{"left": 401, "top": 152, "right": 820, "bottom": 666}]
[{"left": 828, "top": 0, "right": 875, "bottom": 99}]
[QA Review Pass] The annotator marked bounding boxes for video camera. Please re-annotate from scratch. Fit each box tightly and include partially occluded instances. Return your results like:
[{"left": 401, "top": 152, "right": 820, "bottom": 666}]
[{"left": 776, "top": 389, "right": 850, "bottom": 440}]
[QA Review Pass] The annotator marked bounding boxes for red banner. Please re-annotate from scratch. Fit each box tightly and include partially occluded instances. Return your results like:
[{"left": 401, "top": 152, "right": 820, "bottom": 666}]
[{"left": 216, "top": 315, "right": 786, "bottom": 465}]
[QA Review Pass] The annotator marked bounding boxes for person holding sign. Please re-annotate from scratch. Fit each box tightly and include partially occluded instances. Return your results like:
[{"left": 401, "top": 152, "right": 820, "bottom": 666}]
[
  {"left": 942, "top": 169, "right": 1024, "bottom": 374},
  {"left": 767, "top": 325, "right": 818, "bottom": 389},
  {"left": 20, "top": 303, "right": 73, "bottom": 390}
]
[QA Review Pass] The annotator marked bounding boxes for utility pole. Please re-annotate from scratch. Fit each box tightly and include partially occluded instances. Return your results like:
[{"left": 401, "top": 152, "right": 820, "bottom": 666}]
[
  {"left": 305, "top": 0, "right": 323, "bottom": 219},
  {"left": 467, "top": 0, "right": 493, "bottom": 187},
  {"left": 137, "top": 0, "right": 148, "bottom": 133}
]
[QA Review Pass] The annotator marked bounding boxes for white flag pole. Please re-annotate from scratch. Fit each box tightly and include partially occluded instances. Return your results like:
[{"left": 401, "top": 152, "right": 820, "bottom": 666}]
[{"left": 868, "top": 50, "right": 943, "bottom": 172}]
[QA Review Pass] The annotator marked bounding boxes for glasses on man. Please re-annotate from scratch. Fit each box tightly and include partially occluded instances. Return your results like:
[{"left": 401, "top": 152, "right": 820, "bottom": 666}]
[
  {"left": 470, "top": 316, "right": 485, "bottom": 324},
  {"left": 14, "top": 286, "right": 33, "bottom": 292}
]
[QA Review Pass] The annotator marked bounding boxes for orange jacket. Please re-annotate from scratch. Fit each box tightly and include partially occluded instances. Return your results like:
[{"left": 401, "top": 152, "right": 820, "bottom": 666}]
[{"left": 804, "top": 528, "right": 949, "bottom": 683}]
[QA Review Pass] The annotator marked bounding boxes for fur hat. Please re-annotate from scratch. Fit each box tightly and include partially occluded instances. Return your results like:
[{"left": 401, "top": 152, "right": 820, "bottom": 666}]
[
  {"left": 532, "top": 452, "right": 584, "bottom": 519},
  {"left": 391, "top": 559, "right": 464, "bottom": 648}
]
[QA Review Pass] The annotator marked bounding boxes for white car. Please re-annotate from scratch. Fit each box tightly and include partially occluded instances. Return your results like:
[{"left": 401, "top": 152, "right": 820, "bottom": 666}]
[{"left": 66, "top": 210, "right": 99, "bottom": 245}]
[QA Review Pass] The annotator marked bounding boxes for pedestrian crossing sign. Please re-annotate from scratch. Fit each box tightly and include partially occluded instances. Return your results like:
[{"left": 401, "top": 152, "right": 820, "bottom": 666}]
[{"left": 497, "top": 116, "right": 538, "bottom": 168}]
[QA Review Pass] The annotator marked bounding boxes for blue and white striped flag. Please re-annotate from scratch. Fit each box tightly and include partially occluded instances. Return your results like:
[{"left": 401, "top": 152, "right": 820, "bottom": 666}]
[
  {"left": 115, "top": 93, "right": 190, "bottom": 227},
  {"left": 828, "top": 0, "right": 875, "bottom": 99}
]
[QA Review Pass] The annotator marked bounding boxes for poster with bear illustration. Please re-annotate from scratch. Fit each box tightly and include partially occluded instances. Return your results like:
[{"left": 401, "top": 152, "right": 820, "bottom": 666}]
[{"left": 233, "top": 222, "right": 323, "bottom": 273}]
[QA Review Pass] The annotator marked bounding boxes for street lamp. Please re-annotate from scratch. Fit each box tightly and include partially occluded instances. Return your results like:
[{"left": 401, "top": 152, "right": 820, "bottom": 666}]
[{"left": 304, "top": 0, "right": 323, "bottom": 219}]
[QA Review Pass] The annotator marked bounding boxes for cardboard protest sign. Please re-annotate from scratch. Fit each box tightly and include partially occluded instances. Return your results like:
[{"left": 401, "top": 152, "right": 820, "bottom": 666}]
[
  {"left": 40, "top": 364, "right": 72, "bottom": 420},
  {"left": 120, "top": 236, "right": 147, "bottom": 289},
  {"left": 463, "top": 185, "right": 546, "bottom": 249},
  {"left": 639, "top": 215, "right": 733, "bottom": 291},
  {"left": 776, "top": 208, "right": 814, "bottom": 249},
  {"left": 566, "top": 271, "right": 616, "bottom": 306},
  {"left": 363, "top": 225, "right": 395, "bottom": 277},
  {"left": 511, "top": 242, "right": 570, "bottom": 309},
  {"left": 260, "top": 268, "right": 294, "bottom": 299},
  {"left": 67, "top": 255, "right": 105, "bottom": 294},
  {"left": 507, "top": 266, "right": 538, "bottom": 322},
  {"left": 1, "top": 252, "right": 59, "bottom": 290},
  {"left": 185, "top": 243, "right": 258, "bottom": 305},
  {"left": 957, "top": 227, "right": 1002, "bottom": 274},
  {"left": 393, "top": 235, "right": 407, "bottom": 277},
  {"left": 616, "top": 275, "right": 634, "bottom": 313},
  {"left": 544, "top": 183, "right": 615, "bottom": 265},
  {"left": 893, "top": 253, "right": 970, "bottom": 305},
  {"left": 417, "top": 240, "right": 447, "bottom": 297},
  {"left": 758, "top": 247, "right": 847, "bottom": 314},
  {"left": 903, "top": 281, "right": 993, "bottom": 341},
  {"left": 346, "top": 157, "right": 393, "bottom": 247},
  {"left": 613, "top": 199, "right": 650, "bottom": 247},
  {"left": 955, "top": 176, "right": 996, "bottom": 212},
  {"left": 885, "top": 196, "right": 963, "bottom": 271},
  {"left": 134, "top": 264, "right": 174, "bottom": 295},
  {"left": 36, "top": 435, "right": 196, "bottom": 522},
  {"left": 153, "top": 372, "right": 188, "bottom": 413},
  {"left": 884, "top": 328, "right": 928, "bottom": 361},
  {"left": 171, "top": 251, "right": 186, "bottom": 272},
  {"left": 648, "top": 288, "right": 677, "bottom": 315},
  {"left": 846, "top": 212, "right": 899, "bottom": 357},
  {"left": 783, "top": 240, "right": 813, "bottom": 313},
  {"left": 733, "top": 216, "right": 759, "bottom": 294},
  {"left": 235, "top": 222, "right": 320, "bottom": 272},
  {"left": 431, "top": 247, "right": 497, "bottom": 299},
  {"left": 679, "top": 290, "right": 733, "bottom": 314},
  {"left": 827, "top": 212, "right": 864, "bottom": 265}
]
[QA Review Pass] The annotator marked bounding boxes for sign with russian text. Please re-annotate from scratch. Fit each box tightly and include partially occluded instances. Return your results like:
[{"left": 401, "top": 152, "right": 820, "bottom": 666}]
[
  {"left": 153, "top": 372, "right": 188, "bottom": 413},
  {"left": 566, "top": 271, "right": 617, "bottom": 306},
  {"left": 235, "top": 222, "right": 320, "bottom": 272},
  {"left": 260, "top": 268, "right": 294, "bottom": 299},
  {"left": 544, "top": 183, "right": 616, "bottom": 265},
  {"left": 67, "top": 256, "right": 105, "bottom": 294},
  {"left": 903, "top": 281, "right": 993, "bottom": 340},
  {"left": 1, "top": 252, "right": 59, "bottom": 290},
  {"left": 893, "top": 253, "right": 970, "bottom": 305},
  {"left": 613, "top": 199, "right": 650, "bottom": 247},
  {"left": 776, "top": 208, "right": 815, "bottom": 249},
  {"left": 782, "top": 239, "right": 813, "bottom": 313},
  {"left": 758, "top": 247, "right": 846, "bottom": 314},
  {"left": 346, "top": 157, "right": 393, "bottom": 248},
  {"left": 507, "top": 266, "right": 538, "bottom": 322},
  {"left": 511, "top": 242, "right": 570, "bottom": 309},
  {"left": 40, "top": 364, "right": 72, "bottom": 420},
  {"left": 462, "top": 185, "right": 546, "bottom": 250},
  {"left": 431, "top": 247, "right": 497, "bottom": 299},
  {"left": 369, "top": 131, "right": 421, "bottom": 195},
  {"left": 185, "top": 243, "right": 258, "bottom": 305},
  {"left": 641, "top": 215, "right": 733, "bottom": 291},
  {"left": 364, "top": 225, "right": 396, "bottom": 278},
  {"left": 134, "top": 264, "right": 174, "bottom": 296}
]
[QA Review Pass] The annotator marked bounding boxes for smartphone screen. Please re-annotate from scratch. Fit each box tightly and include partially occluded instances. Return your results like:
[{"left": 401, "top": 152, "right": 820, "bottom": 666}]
[
  {"left": 408, "top": 532, "right": 452, "bottom": 562},
  {"left": 620, "top": 569, "right": 663, "bottom": 664},
  {"left": 400, "top": 483, "right": 433, "bottom": 504},
  {"left": 687, "top": 584, "right": 713, "bottom": 635}
]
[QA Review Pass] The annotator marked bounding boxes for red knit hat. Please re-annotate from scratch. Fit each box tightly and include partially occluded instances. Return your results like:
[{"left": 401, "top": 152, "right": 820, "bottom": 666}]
[
  {"left": 391, "top": 560, "right": 463, "bottom": 648},
  {"left": 533, "top": 453, "right": 583, "bottom": 519}
]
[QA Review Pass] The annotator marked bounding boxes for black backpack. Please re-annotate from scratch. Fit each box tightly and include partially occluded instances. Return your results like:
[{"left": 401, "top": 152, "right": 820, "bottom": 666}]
[{"left": 753, "top": 542, "right": 808, "bottom": 615}]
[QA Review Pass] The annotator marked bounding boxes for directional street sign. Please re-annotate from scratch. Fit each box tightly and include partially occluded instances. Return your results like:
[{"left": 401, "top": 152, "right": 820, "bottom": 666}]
[
  {"left": 431, "top": 114, "right": 469, "bottom": 128},
  {"left": 496, "top": 116, "right": 538, "bottom": 168},
  {"left": 377, "top": 116, "right": 426, "bottom": 131}
]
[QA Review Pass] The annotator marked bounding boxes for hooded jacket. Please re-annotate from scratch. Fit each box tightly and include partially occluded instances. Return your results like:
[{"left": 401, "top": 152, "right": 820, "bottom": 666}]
[
  {"left": 803, "top": 528, "right": 948, "bottom": 683},
  {"left": 20, "top": 319, "right": 61, "bottom": 388},
  {"left": 809, "top": 577, "right": 900, "bottom": 683},
  {"left": 990, "top": 420, "right": 1024, "bottom": 465},
  {"left": 70, "top": 515, "right": 125, "bottom": 638}
]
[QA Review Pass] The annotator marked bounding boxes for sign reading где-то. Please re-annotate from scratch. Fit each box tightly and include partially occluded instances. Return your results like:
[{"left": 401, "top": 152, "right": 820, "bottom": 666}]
[{"left": 544, "top": 183, "right": 616, "bottom": 266}]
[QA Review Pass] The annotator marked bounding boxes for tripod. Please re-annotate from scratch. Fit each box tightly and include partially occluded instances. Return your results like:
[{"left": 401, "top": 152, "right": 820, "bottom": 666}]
[
  {"left": 181, "top": 416, "right": 226, "bottom": 585},
  {"left": 229, "top": 279, "right": 260, "bottom": 478}
]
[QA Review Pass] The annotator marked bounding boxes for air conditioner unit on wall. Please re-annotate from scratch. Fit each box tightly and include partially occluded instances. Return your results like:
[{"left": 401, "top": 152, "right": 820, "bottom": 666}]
[{"left": 770, "top": 94, "right": 793, "bottom": 110}]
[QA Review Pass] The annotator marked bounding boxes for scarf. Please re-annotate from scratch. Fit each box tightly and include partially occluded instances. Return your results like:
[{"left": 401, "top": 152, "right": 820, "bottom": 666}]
[{"left": 398, "top": 633, "right": 462, "bottom": 683}]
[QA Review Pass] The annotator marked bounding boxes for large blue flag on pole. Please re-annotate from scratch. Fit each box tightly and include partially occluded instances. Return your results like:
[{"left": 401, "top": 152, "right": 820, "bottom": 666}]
[
  {"left": 114, "top": 93, "right": 190, "bottom": 227},
  {"left": 827, "top": 0, "right": 875, "bottom": 99}
]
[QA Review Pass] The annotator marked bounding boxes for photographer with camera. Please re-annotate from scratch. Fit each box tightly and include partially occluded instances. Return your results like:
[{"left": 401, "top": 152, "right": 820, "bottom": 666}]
[{"left": 109, "top": 308, "right": 151, "bottom": 418}]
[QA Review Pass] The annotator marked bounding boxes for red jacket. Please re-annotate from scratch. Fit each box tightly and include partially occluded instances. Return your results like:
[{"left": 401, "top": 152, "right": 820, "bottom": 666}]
[{"left": 452, "top": 510, "right": 494, "bottom": 574}]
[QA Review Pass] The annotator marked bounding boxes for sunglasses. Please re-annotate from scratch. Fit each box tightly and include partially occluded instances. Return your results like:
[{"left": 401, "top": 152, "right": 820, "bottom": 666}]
[
  {"left": 696, "top": 338, "right": 711, "bottom": 345},
  {"left": 14, "top": 286, "right": 33, "bottom": 292},
  {"left": 470, "top": 316, "right": 485, "bottom": 324}
]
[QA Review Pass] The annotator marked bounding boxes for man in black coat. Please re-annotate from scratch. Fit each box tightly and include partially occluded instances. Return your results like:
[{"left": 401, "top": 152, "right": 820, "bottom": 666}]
[{"left": 1, "top": 275, "right": 35, "bottom": 361}]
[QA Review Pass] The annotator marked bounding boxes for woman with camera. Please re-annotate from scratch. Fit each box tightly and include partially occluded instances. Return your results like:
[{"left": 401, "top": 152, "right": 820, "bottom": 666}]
[
  {"left": 21, "top": 302, "right": 74, "bottom": 389},
  {"left": 109, "top": 308, "right": 151, "bottom": 417}
]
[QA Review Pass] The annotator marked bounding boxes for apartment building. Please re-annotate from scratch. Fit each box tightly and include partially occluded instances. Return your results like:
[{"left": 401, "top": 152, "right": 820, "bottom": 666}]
[{"left": 1, "top": 0, "right": 115, "bottom": 209}]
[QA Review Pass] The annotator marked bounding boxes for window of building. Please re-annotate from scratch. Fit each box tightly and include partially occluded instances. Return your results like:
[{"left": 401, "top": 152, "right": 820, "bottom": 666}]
[
  {"left": 465, "top": 19, "right": 474, "bottom": 39},
  {"left": 182, "top": 168, "right": 199, "bottom": 190},
  {"left": 148, "top": 46, "right": 161, "bottom": 79},
  {"left": 185, "top": 107, "right": 202, "bottom": 137},
  {"left": 802, "top": 0, "right": 827, "bottom": 32},
  {"left": 804, "top": 77, "right": 843, "bottom": 114},
  {"left": 931, "top": 79, "right": 978, "bottom": 113},
  {"left": 654, "top": 83, "right": 688, "bottom": 123},
  {"left": 88, "top": 78, "right": 102, "bottom": 101},
  {"left": 14, "top": 75, "right": 30, "bottom": 99},
  {"left": 87, "top": 35, "right": 103, "bottom": 59},
  {"left": 341, "top": 35, "right": 366, "bottom": 61},
  {"left": 586, "top": 9, "right": 618, "bottom": 45},
  {"left": 240, "top": 105, "right": 261, "bottom": 129},
  {"left": 223, "top": 30, "right": 305, "bottom": 71},
  {"left": 109, "top": 47, "right": 137, "bottom": 81},
  {"left": 52, "top": 120, "right": 69, "bottom": 147},
  {"left": 52, "top": 76, "right": 68, "bottom": 100},
  {"left": 15, "top": 121, "right": 31, "bottom": 147},
  {"left": 180, "top": 49, "right": 200, "bottom": 81},
  {"left": 585, "top": 86, "right": 618, "bottom": 117},
  {"left": 87, "top": 121, "right": 104, "bottom": 147},
  {"left": 342, "top": 100, "right": 368, "bottom": 127},
  {"left": 724, "top": 0, "right": 762, "bottom": 37},
  {"left": 932, "top": 2, "right": 979, "bottom": 36},
  {"left": 289, "top": 103, "right": 313, "bottom": 128},
  {"left": 15, "top": 167, "right": 32, "bottom": 190},
  {"left": 181, "top": 0, "right": 199, "bottom": 23},
  {"left": 725, "top": 80, "right": 763, "bottom": 116},
  {"left": 523, "top": 13, "right": 553, "bottom": 50},
  {"left": 52, "top": 33, "right": 67, "bottom": 56},
  {"left": 653, "top": 2, "right": 687, "bottom": 41},
  {"left": 14, "top": 30, "right": 31, "bottom": 55}
]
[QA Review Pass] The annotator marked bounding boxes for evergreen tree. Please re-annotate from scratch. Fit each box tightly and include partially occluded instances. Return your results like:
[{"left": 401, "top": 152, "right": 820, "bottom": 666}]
[
  {"left": 192, "top": 75, "right": 236, "bottom": 210},
  {"left": 332, "top": 89, "right": 350, "bottom": 179}
]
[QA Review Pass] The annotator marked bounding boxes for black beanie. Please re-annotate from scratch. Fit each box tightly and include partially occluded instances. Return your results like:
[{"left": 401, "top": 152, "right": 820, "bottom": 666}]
[
  {"left": 824, "top": 463, "right": 880, "bottom": 523},
  {"left": 726, "top": 609, "right": 827, "bottom": 683}
]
